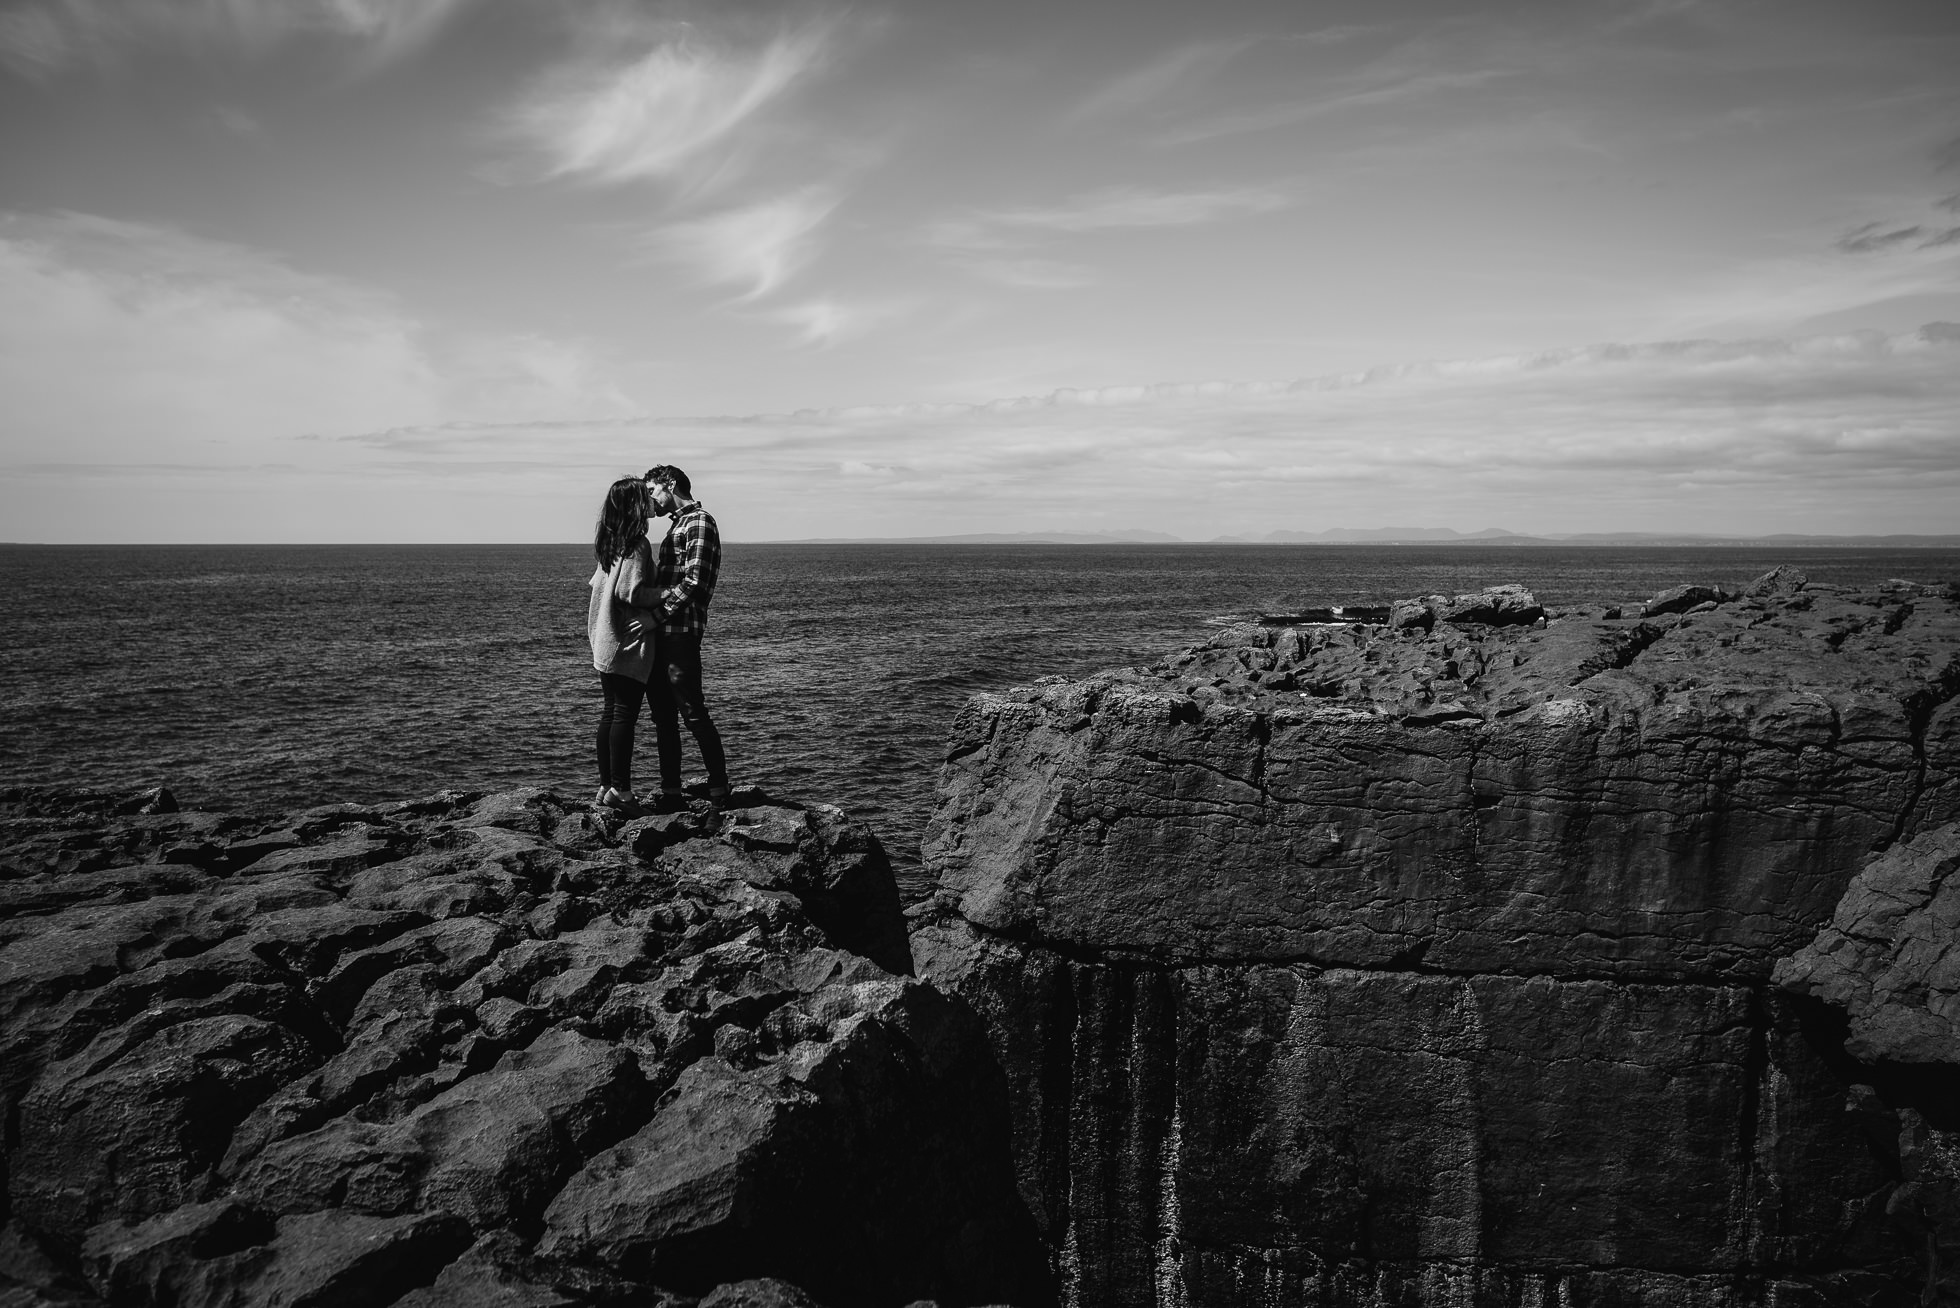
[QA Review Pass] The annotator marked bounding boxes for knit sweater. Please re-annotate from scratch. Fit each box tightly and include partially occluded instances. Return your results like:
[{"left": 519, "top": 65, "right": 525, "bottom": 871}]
[{"left": 588, "top": 539, "right": 661, "bottom": 681}]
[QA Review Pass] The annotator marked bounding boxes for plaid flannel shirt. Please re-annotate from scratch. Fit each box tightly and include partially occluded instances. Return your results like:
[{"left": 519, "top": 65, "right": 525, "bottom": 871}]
[{"left": 653, "top": 501, "right": 721, "bottom": 637}]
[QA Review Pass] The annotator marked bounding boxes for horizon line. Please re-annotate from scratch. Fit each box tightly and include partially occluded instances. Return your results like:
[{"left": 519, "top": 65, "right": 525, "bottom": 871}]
[{"left": 7, "top": 533, "right": 1960, "bottom": 548}]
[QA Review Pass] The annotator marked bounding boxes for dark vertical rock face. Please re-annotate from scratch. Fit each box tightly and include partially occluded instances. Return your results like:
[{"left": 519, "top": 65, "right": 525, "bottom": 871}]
[
  {"left": 914, "top": 577, "right": 1960, "bottom": 1306},
  {"left": 0, "top": 786, "right": 1050, "bottom": 1308}
]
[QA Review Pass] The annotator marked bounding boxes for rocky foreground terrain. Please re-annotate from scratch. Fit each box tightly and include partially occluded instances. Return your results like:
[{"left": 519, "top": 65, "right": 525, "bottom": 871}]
[
  {"left": 914, "top": 569, "right": 1960, "bottom": 1306},
  {"left": 0, "top": 787, "right": 1049, "bottom": 1307},
  {"left": 6, "top": 569, "right": 1960, "bottom": 1308}
]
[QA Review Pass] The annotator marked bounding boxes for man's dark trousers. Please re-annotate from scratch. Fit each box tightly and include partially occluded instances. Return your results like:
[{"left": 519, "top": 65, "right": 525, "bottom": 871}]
[{"left": 649, "top": 630, "right": 728, "bottom": 793}]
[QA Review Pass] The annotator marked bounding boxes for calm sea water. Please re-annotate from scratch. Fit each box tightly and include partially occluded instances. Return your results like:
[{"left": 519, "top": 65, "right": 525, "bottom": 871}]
[{"left": 4, "top": 543, "right": 1957, "bottom": 898}]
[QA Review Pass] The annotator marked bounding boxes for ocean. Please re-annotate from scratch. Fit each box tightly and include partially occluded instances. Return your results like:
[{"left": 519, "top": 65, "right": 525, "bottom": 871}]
[{"left": 5, "top": 542, "right": 1957, "bottom": 899}]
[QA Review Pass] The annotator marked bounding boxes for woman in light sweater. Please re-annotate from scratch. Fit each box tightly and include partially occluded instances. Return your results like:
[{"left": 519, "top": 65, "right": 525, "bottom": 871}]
[{"left": 587, "top": 476, "right": 665, "bottom": 815}]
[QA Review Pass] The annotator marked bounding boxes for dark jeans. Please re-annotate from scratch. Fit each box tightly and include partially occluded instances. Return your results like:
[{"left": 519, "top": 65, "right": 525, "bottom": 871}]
[
  {"left": 595, "top": 672, "right": 647, "bottom": 792},
  {"left": 649, "top": 631, "right": 728, "bottom": 793}
]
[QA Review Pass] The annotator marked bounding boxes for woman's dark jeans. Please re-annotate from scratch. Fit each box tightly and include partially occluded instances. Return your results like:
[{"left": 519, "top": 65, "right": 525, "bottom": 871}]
[
  {"left": 649, "top": 631, "right": 729, "bottom": 793},
  {"left": 595, "top": 671, "right": 648, "bottom": 792}
]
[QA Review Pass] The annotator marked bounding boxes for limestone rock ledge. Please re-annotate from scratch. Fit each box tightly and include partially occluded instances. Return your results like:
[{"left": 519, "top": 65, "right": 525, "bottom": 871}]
[
  {"left": 913, "top": 573, "right": 1960, "bottom": 1307},
  {"left": 0, "top": 786, "right": 1051, "bottom": 1308}
]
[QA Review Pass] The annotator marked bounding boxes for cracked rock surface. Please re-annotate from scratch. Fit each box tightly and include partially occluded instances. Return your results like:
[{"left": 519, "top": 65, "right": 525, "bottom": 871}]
[
  {"left": 0, "top": 786, "right": 1050, "bottom": 1308},
  {"left": 914, "top": 572, "right": 1960, "bottom": 1307}
]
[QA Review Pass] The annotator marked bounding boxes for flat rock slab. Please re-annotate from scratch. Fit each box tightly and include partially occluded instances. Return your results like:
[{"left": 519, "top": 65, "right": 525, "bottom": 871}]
[
  {"left": 0, "top": 785, "right": 1048, "bottom": 1308},
  {"left": 927, "top": 575, "right": 1960, "bottom": 980}
]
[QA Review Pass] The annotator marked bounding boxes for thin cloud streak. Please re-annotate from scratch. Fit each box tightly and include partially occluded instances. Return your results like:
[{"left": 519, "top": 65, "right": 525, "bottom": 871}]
[
  {"left": 926, "top": 185, "right": 1290, "bottom": 267},
  {"left": 959, "top": 258, "right": 1097, "bottom": 290},
  {"left": 924, "top": 185, "right": 1287, "bottom": 289},
  {"left": 1837, "top": 223, "right": 1925, "bottom": 254},
  {"left": 983, "top": 185, "right": 1291, "bottom": 233},
  {"left": 0, "top": 0, "right": 475, "bottom": 76},
  {"left": 1157, "top": 69, "right": 1512, "bottom": 146},
  {"left": 1066, "top": 39, "right": 1251, "bottom": 124},
  {"left": 504, "top": 17, "right": 833, "bottom": 187}
]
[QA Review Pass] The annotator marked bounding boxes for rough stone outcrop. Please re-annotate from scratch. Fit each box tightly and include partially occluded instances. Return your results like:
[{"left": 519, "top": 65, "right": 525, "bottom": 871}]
[
  {"left": 914, "top": 572, "right": 1960, "bottom": 1306},
  {"left": 1774, "top": 822, "right": 1960, "bottom": 1304},
  {"left": 1775, "top": 822, "right": 1960, "bottom": 1066},
  {"left": 0, "top": 785, "right": 1050, "bottom": 1308}
]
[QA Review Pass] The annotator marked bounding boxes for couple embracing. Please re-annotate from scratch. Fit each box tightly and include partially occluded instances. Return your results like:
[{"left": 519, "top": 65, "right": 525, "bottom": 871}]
[{"left": 586, "top": 465, "right": 730, "bottom": 816}]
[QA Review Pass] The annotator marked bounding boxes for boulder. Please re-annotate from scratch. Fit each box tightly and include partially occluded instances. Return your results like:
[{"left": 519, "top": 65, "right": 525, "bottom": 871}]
[
  {"left": 700, "top": 1279, "right": 828, "bottom": 1308},
  {"left": 1773, "top": 822, "right": 1960, "bottom": 1065},
  {"left": 80, "top": 1202, "right": 471, "bottom": 1308},
  {"left": 1743, "top": 564, "right": 1808, "bottom": 597},
  {"left": 1643, "top": 582, "right": 1735, "bottom": 616},
  {"left": 1387, "top": 584, "right": 1542, "bottom": 631}
]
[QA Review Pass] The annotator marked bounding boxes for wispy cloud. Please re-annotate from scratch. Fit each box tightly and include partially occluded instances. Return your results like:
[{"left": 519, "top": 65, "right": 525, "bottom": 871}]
[
  {"left": 981, "top": 185, "right": 1292, "bottom": 233},
  {"left": 504, "top": 16, "right": 833, "bottom": 188},
  {"left": 959, "top": 258, "right": 1096, "bottom": 290},
  {"left": 1067, "top": 28, "right": 1377, "bottom": 127},
  {"left": 643, "top": 188, "right": 839, "bottom": 300},
  {"left": 925, "top": 184, "right": 1288, "bottom": 290},
  {"left": 1066, "top": 39, "right": 1251, "bottom": 124},
  {"left": 1158, "top": 68, "right": 1511, "bottom": 146},
  {"left": 0, "top": 0, "right": 474, "bottom": 77},
  {"left": 765, "top": 297, "right": 903, "bottom": 348},
  {"left": 1836, "top": 222, "right": 1926, "bottom": 254}
]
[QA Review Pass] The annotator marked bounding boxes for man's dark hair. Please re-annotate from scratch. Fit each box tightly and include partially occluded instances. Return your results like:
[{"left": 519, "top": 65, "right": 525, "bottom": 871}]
[{"left": 644, "top": 464, "right": 691, "bottom": 497}]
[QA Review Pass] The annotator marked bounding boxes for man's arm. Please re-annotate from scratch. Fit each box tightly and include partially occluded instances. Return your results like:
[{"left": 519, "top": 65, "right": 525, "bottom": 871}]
[{"left": 659, "top": 513, "right": 719, "bottom": 616}]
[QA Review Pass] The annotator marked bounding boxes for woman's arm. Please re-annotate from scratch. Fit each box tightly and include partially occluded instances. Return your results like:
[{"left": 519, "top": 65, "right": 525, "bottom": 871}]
[{"left": 613, "top": 540, "right": 665, "bottom": 616}]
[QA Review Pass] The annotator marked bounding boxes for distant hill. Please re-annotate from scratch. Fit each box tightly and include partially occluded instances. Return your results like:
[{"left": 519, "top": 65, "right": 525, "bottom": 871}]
[
  {"left": 1265, "top": 527, "right": 1522, "bottom": 542},
  {"left": 771, "top": 530, "right": 1181, "bottom": 545}
]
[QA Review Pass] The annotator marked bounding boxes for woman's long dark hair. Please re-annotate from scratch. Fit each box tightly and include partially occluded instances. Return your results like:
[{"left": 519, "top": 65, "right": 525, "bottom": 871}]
[{"left": 593, "top": 476, "right": 650, "bottom": 570}]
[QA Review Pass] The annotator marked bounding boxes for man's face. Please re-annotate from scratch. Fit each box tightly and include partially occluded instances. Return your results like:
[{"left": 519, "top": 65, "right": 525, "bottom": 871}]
[{"left": 644, "top": 480, "right": 676, "bottom": 515}]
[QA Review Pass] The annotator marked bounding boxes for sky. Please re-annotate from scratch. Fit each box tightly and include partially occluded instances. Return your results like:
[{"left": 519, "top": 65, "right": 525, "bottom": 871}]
[{"left": 1, "top": 0, "right": 1958, "bottom": 542}]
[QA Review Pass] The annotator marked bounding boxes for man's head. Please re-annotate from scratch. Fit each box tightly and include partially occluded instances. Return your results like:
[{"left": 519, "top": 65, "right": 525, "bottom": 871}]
[{"left": 643, "top": 464, "right": 691, "bottom": 515}]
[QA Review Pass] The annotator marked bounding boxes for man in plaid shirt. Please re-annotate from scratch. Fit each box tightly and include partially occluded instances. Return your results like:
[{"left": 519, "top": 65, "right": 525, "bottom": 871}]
[{"left": 643, "top": 464, "right": 730, "bottom": 804}]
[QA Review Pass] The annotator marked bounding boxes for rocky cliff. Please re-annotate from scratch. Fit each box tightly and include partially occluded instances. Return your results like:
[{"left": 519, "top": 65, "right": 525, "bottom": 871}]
[
  {"left": 913, "top": 571, "right": 1960, "bottom": 1306},
  {"left": 0, "top": 786, "right": 1052, "bottom": 1308}
]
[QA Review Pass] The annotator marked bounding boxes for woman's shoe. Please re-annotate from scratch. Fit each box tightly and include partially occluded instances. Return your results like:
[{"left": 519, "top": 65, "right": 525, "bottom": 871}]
[{"left": 602, "top": 788, "right": 649, "bottom": 818}]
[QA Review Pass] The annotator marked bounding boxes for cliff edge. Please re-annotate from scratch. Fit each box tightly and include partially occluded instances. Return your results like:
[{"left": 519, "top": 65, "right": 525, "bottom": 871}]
[{"left": 913, "top": 570, "right": 1960, "bottom": 1307}]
